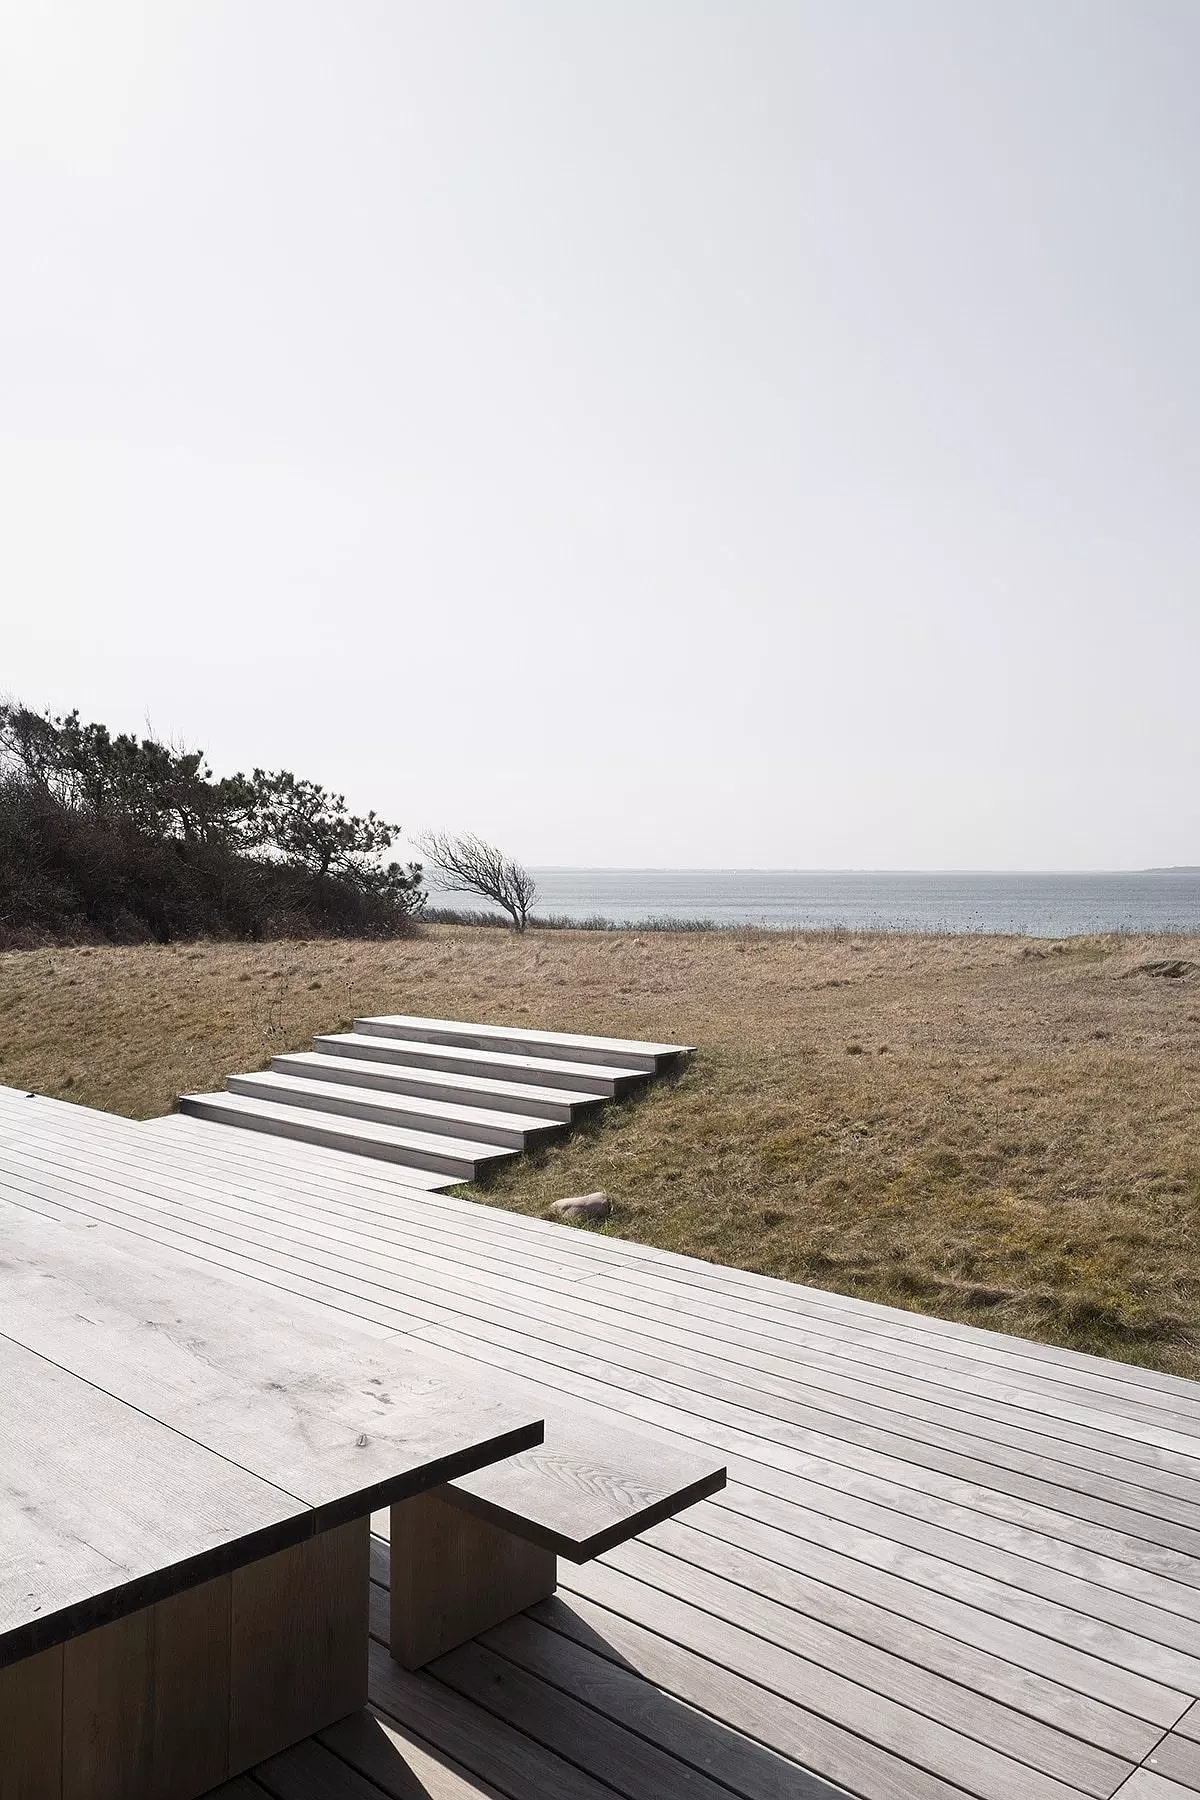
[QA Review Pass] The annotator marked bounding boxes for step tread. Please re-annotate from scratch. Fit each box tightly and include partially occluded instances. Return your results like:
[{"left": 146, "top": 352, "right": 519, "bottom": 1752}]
[
  {"left": 227, "top": 1069, "right": 558, "bottom": 1144},
  {"left": 316, "top": 1032, "right": 636, "bottom": 1092},
  {"left": 355, "top": 1013, "right": 691, "bottom": 1071},
  {"left": 271, "top": 1051, "right": 602, "bottom": 1117},
  {"left": 177, "top": 1091, "right": 512, "bottom": 1178}
]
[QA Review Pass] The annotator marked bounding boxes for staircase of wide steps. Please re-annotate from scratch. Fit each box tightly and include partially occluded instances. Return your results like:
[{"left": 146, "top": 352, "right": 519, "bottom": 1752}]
[{"left": 178, "top": 1014, "right": 691, "bottom": 1187}]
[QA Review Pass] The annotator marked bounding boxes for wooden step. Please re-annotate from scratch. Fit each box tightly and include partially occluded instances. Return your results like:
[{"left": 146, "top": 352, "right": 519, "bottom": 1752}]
[
  {"left": 226, "top": 1071, "right": 559, "bottom": 1152},
  {"left": 354, "top": 1013, "right": 692, "bottom": 1074},
  {"left": 176, "top": 1092, "right": 510, "bottom": 1181},
  {"left": 270, "top": 1051, "right": 599, "bottom": 1124},
  {"left": 170, "top": 1012, "right": 687, "bottom": 1188},
  {"left": 314, "top": 1033, "right": 637, "bottom": 1098}
]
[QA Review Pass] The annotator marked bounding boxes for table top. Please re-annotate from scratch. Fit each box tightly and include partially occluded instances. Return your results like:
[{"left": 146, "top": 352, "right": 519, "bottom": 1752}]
[{"left": 0, "top": 1194, "right": 543, "bottom": 1666}]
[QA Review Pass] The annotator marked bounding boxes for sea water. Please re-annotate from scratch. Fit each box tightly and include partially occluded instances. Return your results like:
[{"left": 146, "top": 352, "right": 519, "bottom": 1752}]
[{"left": 426, "top": 869, "right": 1200, "bottom": 935}]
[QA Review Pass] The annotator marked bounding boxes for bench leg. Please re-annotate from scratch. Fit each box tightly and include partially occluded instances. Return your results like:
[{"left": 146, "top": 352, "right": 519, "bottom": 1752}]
[
  {"left": 390, "top": 1490, "right": 556, "bottom": 1670},
  {"left": 0, "top": 1518, "right": 370, "bottom": 1800}
]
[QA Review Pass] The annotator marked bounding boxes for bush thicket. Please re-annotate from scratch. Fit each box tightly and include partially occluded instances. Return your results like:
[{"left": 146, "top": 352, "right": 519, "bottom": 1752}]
[{"left": 0, "top": 703, "right": 425, "bottom": 945}]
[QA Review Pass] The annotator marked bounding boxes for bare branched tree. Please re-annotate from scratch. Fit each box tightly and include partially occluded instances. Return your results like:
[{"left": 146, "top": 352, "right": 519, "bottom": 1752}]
[{"left": 418, "top": 832, "right": 537, "bottom": 932}]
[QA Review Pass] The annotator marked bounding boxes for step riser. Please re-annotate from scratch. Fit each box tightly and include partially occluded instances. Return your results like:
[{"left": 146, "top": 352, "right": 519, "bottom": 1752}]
[
  {"left": 269, "top": 1056, "right": 580, "bottom": 1123},
  {"left": 353, "top": 1019, "right": 659, "bottom": 1073},
  {"left": 226, "top": 1075, "right": 535, "bottom": 1150},
  {"left": 315, "top": 1036, "right": 627, "bottom": 1097},
  {"left": 177, "top": 1096, "right": 488, "bottom": 1179}
]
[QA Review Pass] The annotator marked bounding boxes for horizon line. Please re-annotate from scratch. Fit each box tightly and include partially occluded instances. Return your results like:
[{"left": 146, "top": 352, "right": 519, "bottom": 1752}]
[{"left": 511, "top": 865, "right": 1200, "bottom": 877}]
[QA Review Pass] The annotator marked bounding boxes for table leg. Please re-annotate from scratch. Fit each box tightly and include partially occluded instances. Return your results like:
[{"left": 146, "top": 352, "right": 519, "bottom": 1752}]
[
  {"left": 230, "top": 1515, "right": 369, "bottom": 1772},
  {"left": 2, "top": 1516, "right": 370, "bottom": 1800},
  {"left": 0, "top": 1644, "right": 62, "bottom": 1800}
]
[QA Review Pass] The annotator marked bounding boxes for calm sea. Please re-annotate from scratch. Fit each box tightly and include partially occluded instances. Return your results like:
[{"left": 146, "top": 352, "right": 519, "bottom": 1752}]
[{"left": 427, "top": 869, "right": 1200, "bottom": 936}]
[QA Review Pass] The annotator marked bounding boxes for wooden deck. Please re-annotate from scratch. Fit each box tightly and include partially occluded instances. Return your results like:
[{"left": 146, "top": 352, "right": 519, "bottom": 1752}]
[{"left": 3, "top": 1088, "right": 1200, "bottom": 1798}]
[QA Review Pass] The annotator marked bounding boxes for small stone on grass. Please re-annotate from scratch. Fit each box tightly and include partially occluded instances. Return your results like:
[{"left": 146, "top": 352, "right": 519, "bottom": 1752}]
[{"left": 549, "top": 1191, "right": 612, "bottom": 1224}]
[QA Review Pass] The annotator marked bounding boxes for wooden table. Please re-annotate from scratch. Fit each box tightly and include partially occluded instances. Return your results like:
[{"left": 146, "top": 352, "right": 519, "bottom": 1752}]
[{"left": 0, "top": 1198, "right": 543, "bottom": 1800}]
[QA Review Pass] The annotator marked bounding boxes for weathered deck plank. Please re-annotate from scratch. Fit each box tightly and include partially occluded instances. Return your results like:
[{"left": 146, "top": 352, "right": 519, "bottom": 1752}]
[
  {"left": 6, "top": 1126, "right": 1196, "bottom": 1509},
  {"left": 4, "top": 1146, "right": 1198, "bottom": 1695},
  {"left": 0, "top": 1337, "right": 297, "bottom": 1663},
  {"left": 9, "top": 1100, "right": 1200, "bottom": 1479},
  {"left": 7, "top": 1159, "right": 1200, "bottom": 1663},
  {"left": 4, "top": 1089, "right": 1200, "bottom": 1798},
  {"left": 0, "top": 1198, "right": 543, "bottom": 1526}
]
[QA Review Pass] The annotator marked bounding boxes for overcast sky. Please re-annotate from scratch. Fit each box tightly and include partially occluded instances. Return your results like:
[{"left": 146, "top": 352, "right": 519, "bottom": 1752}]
[{"left": 3, "top": 3, "right": 1197, "bottom": 869}]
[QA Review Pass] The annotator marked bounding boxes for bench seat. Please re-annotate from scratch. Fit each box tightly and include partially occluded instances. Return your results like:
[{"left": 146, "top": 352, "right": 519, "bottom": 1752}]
[
  {"left": 446, "top": 1407, "right": 727, "bottom": 1560},
  {"left": 387, "top": 1406, "right": 726, "bottom": 1668}
]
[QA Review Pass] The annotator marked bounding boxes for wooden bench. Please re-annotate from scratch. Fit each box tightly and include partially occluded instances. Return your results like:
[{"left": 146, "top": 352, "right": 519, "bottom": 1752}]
[
  {"left": 0, "top": 1200, "right": 544, "bottom": 1800},
  {"left": 389, "top": 1405, "right": 726, "bottom": 1668},
  {"left": 0, "top": 1106, "right": 725, "bottom": 1749}
]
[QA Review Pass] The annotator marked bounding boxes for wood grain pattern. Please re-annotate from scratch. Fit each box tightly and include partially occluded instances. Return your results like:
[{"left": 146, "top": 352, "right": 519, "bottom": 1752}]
[
  {"left": 15, "top": 1113, "right": 1199, "bottom": 1518},
  {"left": 1147, "top": 1732, "right": 1200, "bottom": 1790},
  {"left": 390, "top": 1491, "right": 555, "bottom": 1670},
  {"left": 0, "top": 1190, "right": 543, "bottom": 1525},
  {"left": 20, "top": 1522, "right": 371, "bottom": 1800},
  {"left": 1, "top": 1136, "right": 726, "bottom": 1572},
  {"left": 1110, "top": 1770, "right": 1200, "bottom": 1798},
  {"left": 62, "top": 1579, "right": 230, "bottom": 1800},
  {"left": 0, "top": 1335, "right": 299, "bottom": 1665},
  {"left": 445, "top": 1407, "right": 725, "bottom": 1559},
  {"left": 229, "top": 1518, "right": 370, "bottom": 1772}
]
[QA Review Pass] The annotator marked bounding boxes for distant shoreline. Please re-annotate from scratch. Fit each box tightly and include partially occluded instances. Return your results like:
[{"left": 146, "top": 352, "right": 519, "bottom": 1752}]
[
  {"left": 521, "top": 865, "right": 1200, "bottom": 875},
  {"left": 423, "top": 868, "right": 1200, "bottom": 938}
]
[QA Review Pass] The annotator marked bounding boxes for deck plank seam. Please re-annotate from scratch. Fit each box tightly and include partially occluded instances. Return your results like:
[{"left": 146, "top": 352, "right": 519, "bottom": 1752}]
[
  {"left": 365, "top": 1645, "right": 633, "bottom": 1800},
  {"left": 11, "top": 1113, "right": 1198, "bottom": 1448},
  {"left": 11, "top": 1080, "right": 1200, "bottom": 1800},
  {"left": 7, "top": 1130, "right": 1194, "bottom": 1497},
  {"left": 365, "top": 1578, "right": 865, "bottom": 1800},
  {"left": 11, "top": 1089, "right": 1199, "bottom": 1409},
  {"left": 470, "top": 1576, "right": 1062, "bottom": 1800},
  {"left": 624, "top": 1519, "right": 1189, "bottom": 1764},
  {"left": 401, "top": 1317, "right": 1200, "bottom": 1612},
  {"left": 368, "top": 1531, "right": 1151, "bottom": 1798},
  {"left": 14, "top": 1159, "right": 1200, "bottom": 1648},
  {"left": 401, "top": 1328, "right": 1200, "bottom": 1695},
  {"left": 438, "top": 1635, "right": 769, "bottom": 1800},
  {"left": 659, "top": 1507, "right": 1191, "bottom": 1748},
  {"left": 0, "top": 1095, "right": 1168, "bottom": 1377},
  {"left": 9, "top": 1159, "right": 1200, "bottom": 1663}
]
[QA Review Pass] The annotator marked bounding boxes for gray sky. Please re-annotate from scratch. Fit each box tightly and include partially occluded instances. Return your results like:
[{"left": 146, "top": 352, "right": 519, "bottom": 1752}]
[{"left": 3, "top": 2, "right": 1197, "bottom": 869}]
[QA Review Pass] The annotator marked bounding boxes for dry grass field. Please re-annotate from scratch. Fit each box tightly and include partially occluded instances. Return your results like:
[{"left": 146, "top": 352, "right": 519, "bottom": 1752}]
[{"left": 2, "top": 925, "right": 1199, "bottom": 1376}]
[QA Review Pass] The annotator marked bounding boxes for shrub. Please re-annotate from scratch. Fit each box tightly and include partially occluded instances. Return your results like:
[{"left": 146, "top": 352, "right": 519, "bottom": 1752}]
[{"left": 0, "top": 702, "right": 425, "bottom": 945}]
